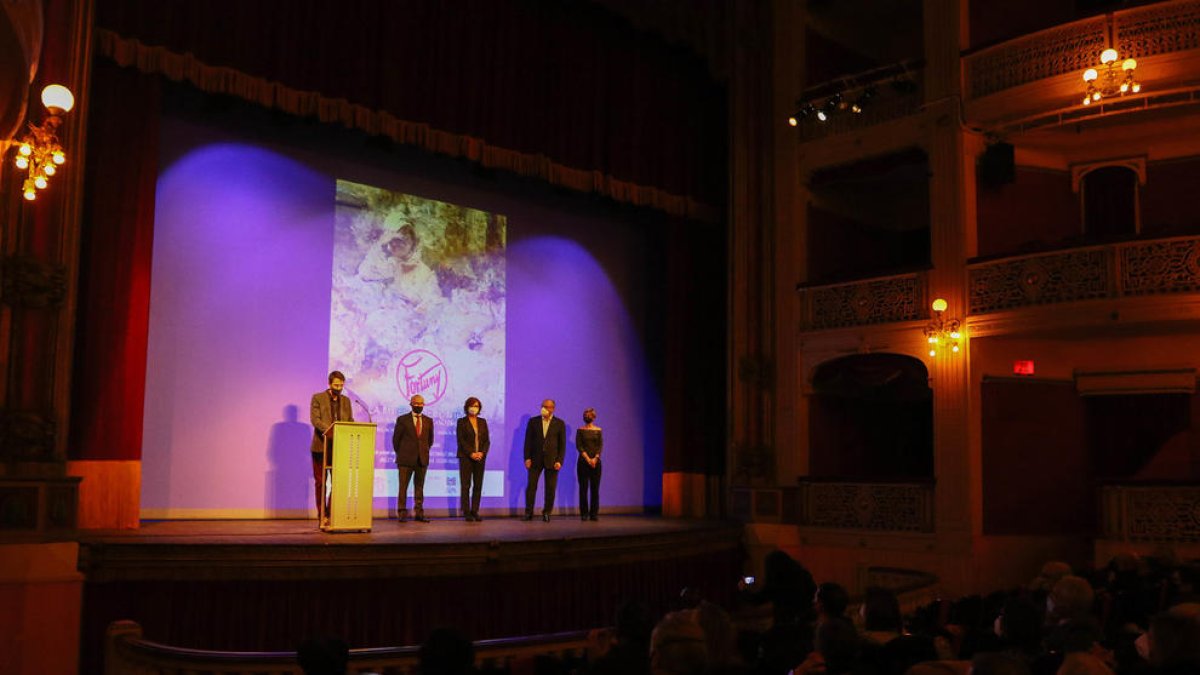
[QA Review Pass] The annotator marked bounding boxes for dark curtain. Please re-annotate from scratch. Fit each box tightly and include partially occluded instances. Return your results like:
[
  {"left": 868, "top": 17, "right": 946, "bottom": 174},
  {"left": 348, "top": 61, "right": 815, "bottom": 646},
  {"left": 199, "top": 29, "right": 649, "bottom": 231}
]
[
  {"left": 69, "top": 60, "right": 161, "bottom": 461},
  {"left": 93, "top": 0, "right": 728, "bottom": 209},
  {"left": 1082, "top": 166, "right": 1138, "bottom": 240},
  {"left": 1085, "top": 393, "right": 1191, "bottom": 479}
]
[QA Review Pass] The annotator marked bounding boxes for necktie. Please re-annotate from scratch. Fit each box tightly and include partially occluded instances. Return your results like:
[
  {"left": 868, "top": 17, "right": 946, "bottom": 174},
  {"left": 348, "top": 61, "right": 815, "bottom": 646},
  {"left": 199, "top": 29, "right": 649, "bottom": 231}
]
[{"left": 415, "top": 415, "right": 422, "bottom": 437}]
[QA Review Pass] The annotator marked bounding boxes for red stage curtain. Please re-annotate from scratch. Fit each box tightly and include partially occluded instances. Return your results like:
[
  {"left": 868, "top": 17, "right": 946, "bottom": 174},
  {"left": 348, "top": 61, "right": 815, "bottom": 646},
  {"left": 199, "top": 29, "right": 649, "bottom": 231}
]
[
  {"left": 69, "top": 60, "right": 161, "bottom": 461},
  {"left": 92, "top": 0, "right": 727, "bottom": 218}
]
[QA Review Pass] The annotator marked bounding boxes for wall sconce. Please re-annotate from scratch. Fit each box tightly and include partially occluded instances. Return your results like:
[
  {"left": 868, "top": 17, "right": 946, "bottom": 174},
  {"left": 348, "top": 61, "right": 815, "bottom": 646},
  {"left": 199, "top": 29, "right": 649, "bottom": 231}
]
[
  {"left": 924, "top": 298, "right": 961, "bottom": 357},
  {"left": 12, "top": 84, "right": 74, "bottom": 201},
  {"left": 1082, "top": 48, "right": 1139, "bottom": 106}
]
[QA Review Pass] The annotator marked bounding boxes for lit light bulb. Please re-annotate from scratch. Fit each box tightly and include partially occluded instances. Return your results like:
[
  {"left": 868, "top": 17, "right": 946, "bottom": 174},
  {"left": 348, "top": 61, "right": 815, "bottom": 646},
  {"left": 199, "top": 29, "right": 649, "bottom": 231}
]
[
  {"left": 1092, "top": 92, "right": 1102, "bottom": 101},
  {"left": 1101, "top": 48, "right": 1119, "bottom": 64},
  {"left": 927, "top": 336, "right": 936, "bottom": 344},
  {"left": 43, "top": 164, "right": 56, "bottom": 176},
  {"left": 19, "top": 144, "right": 32, "bottom": 156},
  {"left": 33, "top": 175, "right": 48, "bottom": 189},
  {"left": 787, "top": 116, "right": 798, "bottom": 127},
  {"left": 24, "top": 190, "right": 36, "bottom": 201},
  {"left": 1132, "top": 83, "right": 1141, "bottom": 93},
  {"left": 952, "top": 345, "right": 960, "bottom": 353},
  {"left": 1122, "top": 58, "right": 1137, "bottom": 71},
  {"left": 928, "top": 350, "right": 936, "bottom": 357},
  {"left": 1083, "top": 96, "right": 1091, "bottom": 105},
  {"left": 1083, "top": 68, "right": 1098, "bottom": 82},
  {"left": 931, "top": 298, "right": 948, "bottom": 313},
  {"left": 816, "top": 111, "right": 827, "bottom": 122},
  {"left": 52, "top": 151, "right": 65, "bottom": 165},
  {"left": 1120, "top": 83, "right": 1129, "bottom": 92},
  {"left": 41, "top": 84, "right": 75, "bottom": 114},
  {"left": 950, "top": 331, "right": 961, "bottom": 340},
  {"left": 850, "top": 104, "right": 862, "bottom": 113},
  {"left": 15, "top": 156, "right": 29, "bottom": 169}
]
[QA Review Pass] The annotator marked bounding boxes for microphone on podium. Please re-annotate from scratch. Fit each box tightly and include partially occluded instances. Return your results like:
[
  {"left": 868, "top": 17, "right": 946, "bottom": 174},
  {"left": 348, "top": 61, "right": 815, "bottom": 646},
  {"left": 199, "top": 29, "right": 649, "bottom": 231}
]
[{"left": 351, "top": 396, "right": 373, "bottom": 423}]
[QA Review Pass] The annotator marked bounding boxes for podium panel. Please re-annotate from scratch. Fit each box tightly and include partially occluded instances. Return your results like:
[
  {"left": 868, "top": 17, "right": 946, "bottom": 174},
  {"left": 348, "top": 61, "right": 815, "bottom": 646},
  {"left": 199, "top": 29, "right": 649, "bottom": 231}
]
[{"left": 322, "top": 421, "right": 376, "bottom": 532}]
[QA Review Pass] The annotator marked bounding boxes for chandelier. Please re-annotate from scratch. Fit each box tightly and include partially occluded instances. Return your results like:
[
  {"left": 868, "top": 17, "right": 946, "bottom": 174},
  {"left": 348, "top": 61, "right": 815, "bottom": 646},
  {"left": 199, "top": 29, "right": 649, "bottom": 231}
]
[
  {"left": 12, "top": 84, "right": 74, "bottom": 201},
  {"left": 1082, "top": 49, "right": 1139, "bottom": 106},
  {"left": 923, "top": 298, "right": 961, "bottom": 357}
]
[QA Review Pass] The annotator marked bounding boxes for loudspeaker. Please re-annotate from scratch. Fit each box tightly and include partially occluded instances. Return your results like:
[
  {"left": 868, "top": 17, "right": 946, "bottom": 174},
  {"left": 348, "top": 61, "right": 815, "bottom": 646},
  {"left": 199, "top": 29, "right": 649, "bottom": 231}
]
[{"left": 978, "top": 142, "right": 1015, "bottom": 187}]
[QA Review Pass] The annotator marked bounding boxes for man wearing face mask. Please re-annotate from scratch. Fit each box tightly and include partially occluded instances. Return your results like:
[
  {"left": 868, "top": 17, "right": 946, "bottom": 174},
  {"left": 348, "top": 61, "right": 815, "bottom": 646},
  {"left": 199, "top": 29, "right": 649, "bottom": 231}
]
[
  {"left": 310, "top": 371, "right": 354, "bottom": 525},
  {"left": 522, "top": 399, "right": 566, "bottom": 521},
  {"left": 393, "top": 394, "right": 433, "bottom": 522}
]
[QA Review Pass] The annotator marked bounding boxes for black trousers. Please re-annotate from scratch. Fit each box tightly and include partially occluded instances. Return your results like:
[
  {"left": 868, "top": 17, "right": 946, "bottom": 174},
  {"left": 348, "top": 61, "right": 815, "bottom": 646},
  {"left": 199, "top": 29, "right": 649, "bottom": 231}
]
[
  {"left": 577, "top": 456, "right": 601, "bottom": 517},
  {"left": 458, "top": 457, "right": 485, "bottom": 514},
  {"left": 398, "top": 465, "right": 427, "bottom": 516},
  {"left": 525, "top": 462, "right": 559, "bottom": 515}
]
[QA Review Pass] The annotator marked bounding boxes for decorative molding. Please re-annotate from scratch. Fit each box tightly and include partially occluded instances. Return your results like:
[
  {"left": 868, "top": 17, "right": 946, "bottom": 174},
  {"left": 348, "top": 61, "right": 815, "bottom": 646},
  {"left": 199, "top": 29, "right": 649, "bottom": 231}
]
[
  {"left": 965, "top": 15, "right": 1108, "bottom": 99},
  {"left": 796, "top": 480, "right": 934, "bottom": 533},
  {"left": 1120, "top": 237, "right": 1200, "bottom": 296},
  {"left": 801, "top": 273, "right": 925, "bottom": 331},
  {"left": 1101, "top": 484, "right": 1200, "bottom": 542},
  {"left": 0, "top": 256, "right": 67, "bottom": 309},
  {"left": 1070, "top": 156, "right": 1147, "bottom": 192},
  {"left": 965, "top": 1, "right": 1200, "bottom": 100},
  {"left": 969, "top": 247, "right": 1111, "bottom": 314}
]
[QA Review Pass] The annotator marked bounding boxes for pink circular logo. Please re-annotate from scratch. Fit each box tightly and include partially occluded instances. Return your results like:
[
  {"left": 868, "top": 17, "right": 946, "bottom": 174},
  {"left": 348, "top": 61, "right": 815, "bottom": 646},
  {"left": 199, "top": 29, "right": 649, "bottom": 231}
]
[{"left": 396, "top": 349, "right": 448, "bottom": 405}]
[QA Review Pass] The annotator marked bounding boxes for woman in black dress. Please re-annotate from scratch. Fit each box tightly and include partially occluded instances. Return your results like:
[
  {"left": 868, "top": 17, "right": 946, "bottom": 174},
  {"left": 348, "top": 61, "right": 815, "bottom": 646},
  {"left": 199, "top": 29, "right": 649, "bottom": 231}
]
[
  {"left": 455, "top": 396, "right": 489, "bottom": 521},
  {"left": 576, "top": 407, "right": 603, "bottom": 521}
]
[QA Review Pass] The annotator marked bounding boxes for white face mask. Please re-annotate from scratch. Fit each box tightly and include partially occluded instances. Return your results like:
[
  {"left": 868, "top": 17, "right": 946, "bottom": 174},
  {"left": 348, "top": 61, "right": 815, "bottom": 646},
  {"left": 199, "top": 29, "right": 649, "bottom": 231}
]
[
  {"left": 468, "top": 406, "right": 480, "bottom": 415},
  {"left": 541, "top": 407, "right": 551, "bottom": 418}
]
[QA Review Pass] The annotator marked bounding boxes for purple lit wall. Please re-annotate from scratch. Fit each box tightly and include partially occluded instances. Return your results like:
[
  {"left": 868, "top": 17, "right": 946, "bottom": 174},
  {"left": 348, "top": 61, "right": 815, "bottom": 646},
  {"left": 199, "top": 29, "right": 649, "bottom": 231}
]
[{"left": 141, "top": 113, "right": 662, "bottom": 517}]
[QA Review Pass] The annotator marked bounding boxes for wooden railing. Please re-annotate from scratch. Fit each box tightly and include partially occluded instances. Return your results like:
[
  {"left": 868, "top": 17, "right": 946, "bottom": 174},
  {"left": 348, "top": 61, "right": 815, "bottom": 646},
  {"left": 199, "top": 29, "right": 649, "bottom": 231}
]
[
  {"left": 963, "top": 0, "right": 1200, "bottom": 100},
  {"left": 967, "top": 234, "right": 1200, "bottom": 315},
  {"left": 1099, "top": 483, "right": 1200, "bottom": 543},
  {"left": 105, "top": 620, "right": 591, "bottom": 675},
  {"left": 799, "top": 271, "right": 927, "bottom": 331},
  {"left": 732, "top": 480, "right": 935, "bottom": 534}
]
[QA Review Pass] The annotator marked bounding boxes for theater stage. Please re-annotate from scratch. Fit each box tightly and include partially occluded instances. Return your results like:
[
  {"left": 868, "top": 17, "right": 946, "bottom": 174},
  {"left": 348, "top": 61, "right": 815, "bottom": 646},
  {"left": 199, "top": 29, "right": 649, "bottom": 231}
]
[{"left": 78, "top": 516, "right": 745, "bottom": 670}]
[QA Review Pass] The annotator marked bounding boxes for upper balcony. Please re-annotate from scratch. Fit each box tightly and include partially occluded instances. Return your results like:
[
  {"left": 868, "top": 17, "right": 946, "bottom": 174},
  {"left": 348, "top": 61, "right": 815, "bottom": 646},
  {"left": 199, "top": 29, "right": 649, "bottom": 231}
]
[{"left": 963, "top": 0, "right": 1200, "bottom": 131}]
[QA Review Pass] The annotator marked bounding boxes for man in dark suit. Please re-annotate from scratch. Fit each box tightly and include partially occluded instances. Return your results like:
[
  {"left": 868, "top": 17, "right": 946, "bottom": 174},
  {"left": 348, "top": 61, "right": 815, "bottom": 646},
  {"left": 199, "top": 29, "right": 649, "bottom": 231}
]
[
  {"left": 393, "top": 394, "right": 433, "bottom": 522},
  {"left": 310, "top": 371, "right": 354, "bottom": 524},
  {"left": 523, "top": 398, "right": 566, "bottom": 521}
]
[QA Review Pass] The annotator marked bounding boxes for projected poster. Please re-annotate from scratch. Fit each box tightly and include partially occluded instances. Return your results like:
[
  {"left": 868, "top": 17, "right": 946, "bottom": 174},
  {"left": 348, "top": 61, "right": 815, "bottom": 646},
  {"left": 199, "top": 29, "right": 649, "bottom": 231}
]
[{"left": 331, "top": 180, "right": 506, "bottom": 505}]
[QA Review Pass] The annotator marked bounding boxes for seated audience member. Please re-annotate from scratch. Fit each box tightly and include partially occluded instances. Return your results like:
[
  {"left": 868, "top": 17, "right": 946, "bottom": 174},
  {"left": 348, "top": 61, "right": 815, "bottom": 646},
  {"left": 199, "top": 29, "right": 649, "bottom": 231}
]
[
  {"left": 1055, "top": 652, "right": 1113, "bottom": 675},
  {"left": 650, "top": 610, "right": 710, "bottom": 675},
  {"left": 420, "top": 628, "right": 476, "bottom": 675},
  {"left": 590, "top": 601, "right": 654, "bottom": 675},
  {"left": 1140, "top": 604, "right": 1200, "bottom": 675},
  {"left": 741, "top": 550, "right": 818, "bottom": 627},
  {"left": 1031, "top": 563, "right": 1074, "bottom": 594},
  {"left": 970, "top": 652, "right": 1032, "bottom": 675},
  {"left": 694, "top": 600, "right": 744, "bottom": 673},
  {"left": 297, "top": 637, "right": 350, "bottom": 675},
  {"left": 1046, "top": 577, "right": 1095, "bottom": 626},
  {"left": 815, "top": 582, "right": 850, "bottom": 626},
  {"left": 860, "top": 587, "right": 903, "bottom": 646},
  {"left": 793, "top": 617, "right": 863, "bottom": 675}
]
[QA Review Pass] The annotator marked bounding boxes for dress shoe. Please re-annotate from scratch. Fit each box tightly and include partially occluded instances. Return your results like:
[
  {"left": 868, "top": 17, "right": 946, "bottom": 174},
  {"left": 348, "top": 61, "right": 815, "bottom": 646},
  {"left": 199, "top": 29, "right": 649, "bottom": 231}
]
[
  {"left": 415, "top": 514, "right": 430, "bottom": 523},
  {"left": 589, "top": 515, "right": 599, "bottom": 521},
  {"left": 473, "top": 513, "right": 483, "bottom": 522},
  {"left": 398, "top": 514, "right": 408, "bottom": 523},
  {"left": 542, "top": 514, "right": 551, "bottom": 522},
  {"left": 520, "top": 514, "right": 533, "bottom": 521},
  {"left": 581, "top": 516, "right": 588, "bottom": 521}
]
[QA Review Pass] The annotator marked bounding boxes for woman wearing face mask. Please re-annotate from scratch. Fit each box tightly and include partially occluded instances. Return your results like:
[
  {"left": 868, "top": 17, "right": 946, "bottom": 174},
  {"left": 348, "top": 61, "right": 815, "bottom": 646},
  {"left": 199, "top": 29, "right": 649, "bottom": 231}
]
[
  {"left": 576, "top": 408, "right": 603, "bottom": 521},
  {"left": 456, "top": 397, "right": 490, "bottom": 522}
]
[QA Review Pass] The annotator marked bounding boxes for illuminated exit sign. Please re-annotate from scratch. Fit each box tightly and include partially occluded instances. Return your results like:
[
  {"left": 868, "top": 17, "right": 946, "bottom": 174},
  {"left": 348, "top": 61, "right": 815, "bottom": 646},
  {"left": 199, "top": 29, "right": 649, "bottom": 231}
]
[{"left": 1013, "top": 360, "right": 1035, "bottom": 376}]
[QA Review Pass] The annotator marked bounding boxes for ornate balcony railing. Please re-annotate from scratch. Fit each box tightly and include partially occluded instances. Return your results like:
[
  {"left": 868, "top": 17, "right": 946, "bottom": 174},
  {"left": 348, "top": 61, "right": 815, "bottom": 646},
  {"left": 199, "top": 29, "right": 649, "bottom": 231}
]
[
  {"left": 1099, "top": 483, "right": 1200, "bottom": 542},
  {"left": 105, "top": 620, "right": 591, "bottom": 675},
  {"left": 796, "top": 479, "right": 935, "bottom": 533},
  {"left": 799, "top": 271, "right": 927, "bottom": 331},
  {"left": 967, "top": 234, "right": 1200, "bottom": 314},
  {"left": 964, "top": 0, "right": 1200, "bottom": 100}
]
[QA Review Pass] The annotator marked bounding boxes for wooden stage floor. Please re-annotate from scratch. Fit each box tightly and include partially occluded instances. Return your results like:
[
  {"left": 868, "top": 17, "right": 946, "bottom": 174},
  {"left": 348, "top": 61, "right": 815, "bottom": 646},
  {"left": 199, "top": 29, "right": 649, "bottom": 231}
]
[{"left": 78, "top": 515, "right": 745, "bottom": 581}]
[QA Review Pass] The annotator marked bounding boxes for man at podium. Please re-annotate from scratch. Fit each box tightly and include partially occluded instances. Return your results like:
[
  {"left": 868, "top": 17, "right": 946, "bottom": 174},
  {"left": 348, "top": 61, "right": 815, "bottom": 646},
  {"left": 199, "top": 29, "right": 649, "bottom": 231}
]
[{"left": 310, "top": 371, "right": 354, "bottom": 519}]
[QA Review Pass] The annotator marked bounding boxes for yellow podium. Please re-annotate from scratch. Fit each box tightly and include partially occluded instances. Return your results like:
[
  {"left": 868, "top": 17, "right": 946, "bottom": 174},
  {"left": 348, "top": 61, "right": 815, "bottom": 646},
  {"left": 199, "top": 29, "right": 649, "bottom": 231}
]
[{"left": 321, "top": 421, "right": 376, "bottom": 532}]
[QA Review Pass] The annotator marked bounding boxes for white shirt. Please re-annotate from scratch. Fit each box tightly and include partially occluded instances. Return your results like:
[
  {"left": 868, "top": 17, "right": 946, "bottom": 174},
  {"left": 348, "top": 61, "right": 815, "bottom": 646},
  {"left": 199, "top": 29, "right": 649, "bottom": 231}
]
[{"left": 542, "top": 415, "right": 552, "bottom": 437}]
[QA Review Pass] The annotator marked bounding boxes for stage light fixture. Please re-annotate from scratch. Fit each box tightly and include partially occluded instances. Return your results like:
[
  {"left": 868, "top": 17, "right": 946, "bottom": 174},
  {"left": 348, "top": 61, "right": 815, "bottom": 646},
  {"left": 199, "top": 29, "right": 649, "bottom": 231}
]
[{"left": 12, "top": 84, "right": 75, "bottom": 202}]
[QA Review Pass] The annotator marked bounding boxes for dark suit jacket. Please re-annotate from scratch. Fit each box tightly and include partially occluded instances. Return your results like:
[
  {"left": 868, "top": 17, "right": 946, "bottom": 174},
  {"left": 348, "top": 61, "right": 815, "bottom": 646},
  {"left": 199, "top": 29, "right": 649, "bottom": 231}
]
[
  {"left": 393, "top": 411, "right": 433, "bottom": 467},
  {"left": 310, "top": 390, "right": 354, "bottom": 454},
  {"left": 524, "top": 416, "right": 566, "bottom": 468},
  {"left": 456, "top": 416, "right": 491, "bottom": 459}
]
